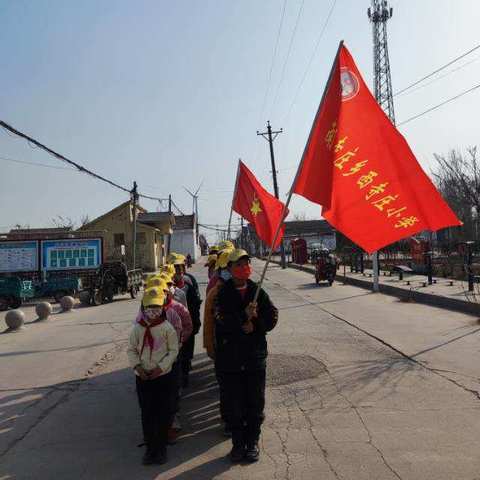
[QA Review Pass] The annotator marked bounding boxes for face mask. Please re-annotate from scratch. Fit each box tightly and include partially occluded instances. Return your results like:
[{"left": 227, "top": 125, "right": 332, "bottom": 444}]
[
  {"left": 169, "top": 286, "right": 176, "bottom": 295},
  {"left": 144, "top": 308, "right": 163, "bottom": 320},
  {"left": 219, "top": 270, "right": 232, "bottom": 282},
  {"left": 232, "top": 264, "right": 252, "bottom": 280}
]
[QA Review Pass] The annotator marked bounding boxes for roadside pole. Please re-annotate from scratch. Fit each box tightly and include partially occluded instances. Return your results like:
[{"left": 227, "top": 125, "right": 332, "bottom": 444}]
[
  {"left": 257, "top": 122, "right": 286, "bottom": 269},
  {"left": 131, "top": 181, "right": 138, "bottom": 270}
]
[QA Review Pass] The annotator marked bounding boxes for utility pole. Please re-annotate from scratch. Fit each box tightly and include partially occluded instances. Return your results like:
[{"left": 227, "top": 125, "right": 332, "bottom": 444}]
[
  {"left": 368, "top": 0, "right": 395, "bottom": 292},
  {"left": 131, "top": 181, "right": 139, "bottom": 271},
  {"left": 167, "top": 194, "right": 172, "bottom": 256},
  {"left": 257, "top": 121, "right": 286, "bottom": 269}
]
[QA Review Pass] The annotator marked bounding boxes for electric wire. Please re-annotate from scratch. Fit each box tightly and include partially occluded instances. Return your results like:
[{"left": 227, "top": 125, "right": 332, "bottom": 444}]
[
  {"left": 256, "top": 0, "right": 288, "bottom": 128},
  {"left": 397, "top": 82, "right": 480, "bottom": 127},
  {"left": 0, "top": 119, "right": 168, "bottom": 202},
  {"left": 269, "top": 0, "right": 306, "bottom": 118},
  {"left": 282, "top": 0, "right": 337, "bottom": 122},
  {"left": 395, "top": 57, "right": 479, "bottom": 99},
  {"left": 394, "top": 43, "right": 480, "bottom": 97},
  {"left": 0, "top": 155, "right": 75, "bottom": 171}
]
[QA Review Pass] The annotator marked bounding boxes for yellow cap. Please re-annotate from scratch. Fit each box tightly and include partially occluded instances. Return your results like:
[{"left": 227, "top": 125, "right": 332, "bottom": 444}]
[
  {"left": 159, "top": 272, "right": 172, "bottom": 283},
  {"left": 173, "top": 254, "right": 186, "bottom": 266},
  {"left": 228, "top": 248, "right": 249, "bottom": 264},
  {"left": 218, "top": 240, "right": 234, "bottom": 250},
  {"left": 162, "top": 264, "right": 175, "bottom": 276},
  {"left": 142, "top": 287, "right": 166, "bottom": 307},
  {"left": 205, "top": 254, "right": 217, "bottom": 267},
  {"left": 215, "top": 249, "right": 234, "bottom": 269},
  {"left": 146, "top": 276, "right": 166, "bottom": 289}
]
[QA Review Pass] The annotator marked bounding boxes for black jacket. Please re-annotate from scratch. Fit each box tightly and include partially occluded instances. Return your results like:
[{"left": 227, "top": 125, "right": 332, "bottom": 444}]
[{"left": 214, "top": 279, "right": 278, "bottom": 372}]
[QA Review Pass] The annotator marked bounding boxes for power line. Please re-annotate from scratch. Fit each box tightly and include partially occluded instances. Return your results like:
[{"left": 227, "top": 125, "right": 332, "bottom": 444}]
[
  {"left": 257, "top": 0, "right": 288, "bottom": 127},
  {"left": 397, "top": 82, "right": 480, "bottom": 127},
  {"left": 394, "top": 43, "right": 480, "bottom": 97},
  {"left": 0, "top": 119, "right": 168, "bottom": 202},
  {"left": 395, "top": 57, "right": 479, "bottom": 99},
  {"left": 0, "top": 155, "right": 75, "bottom": 171},
  {"left": 171, "top": 199, "right": 185, "bottom": 216},
  {"left": 269, "top": 0, "right": 306, "bottom": 118},
  {"left": 282, "top": 0, "right": 337, "bottom": 122}
]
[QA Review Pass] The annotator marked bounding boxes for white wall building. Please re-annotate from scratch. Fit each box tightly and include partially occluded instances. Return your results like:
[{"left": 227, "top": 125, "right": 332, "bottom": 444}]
[{"left": 170, "top": 214, "right": 201, "bottom": 262}]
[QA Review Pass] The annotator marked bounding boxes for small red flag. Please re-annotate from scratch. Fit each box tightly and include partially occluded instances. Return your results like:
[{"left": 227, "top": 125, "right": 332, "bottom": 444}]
[
  {"left": 292, "top": 42, "right": 461, "bottom": 253},
  {"left": 232, "top": 161, "right": 287, "bottom": 249}
]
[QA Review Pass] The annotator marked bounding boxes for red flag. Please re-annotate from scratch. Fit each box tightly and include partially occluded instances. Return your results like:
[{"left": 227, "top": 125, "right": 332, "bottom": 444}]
[
  {"left": 232, "top": 161, "right": 287, "bottom": 249},
  {"left": 292, "top": 42, "right": 461, "bottom": 254}
]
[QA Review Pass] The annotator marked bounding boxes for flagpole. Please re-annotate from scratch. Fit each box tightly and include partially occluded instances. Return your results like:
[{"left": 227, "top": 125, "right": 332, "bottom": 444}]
[
  {"left": 253, "top": 41, "right": 344, "bottom": 302},
  {"left": 228, "top": 159, "right": 242, "bottom": 240}
]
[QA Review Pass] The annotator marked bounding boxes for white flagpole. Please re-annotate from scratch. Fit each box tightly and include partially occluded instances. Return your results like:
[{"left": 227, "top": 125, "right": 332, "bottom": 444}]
[
  {"left": 228, "top": 159, "right": 242, "bottom": 240},
  {"left": 253, "top": 41, "right": 344, "bottom": 302}
]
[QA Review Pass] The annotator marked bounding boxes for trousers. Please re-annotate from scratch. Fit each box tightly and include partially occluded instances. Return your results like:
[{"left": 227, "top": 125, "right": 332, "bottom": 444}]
[
  {"left": 136, "top": 372, "right": 173, "bottom": 454},
  {"left": 221, "top": 369, "right": 266, "bottom": 446}
]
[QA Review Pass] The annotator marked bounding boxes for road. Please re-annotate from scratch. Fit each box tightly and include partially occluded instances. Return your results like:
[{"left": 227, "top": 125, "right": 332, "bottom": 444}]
[{"left": 1, "top": 259, "right": 480, "bottom": 479}]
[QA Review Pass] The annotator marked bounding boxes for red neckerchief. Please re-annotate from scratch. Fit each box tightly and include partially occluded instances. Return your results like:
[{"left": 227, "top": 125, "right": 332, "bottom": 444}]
[
  {"left": 175, "top": 277, "right": 185, "bottom": 289},
  {"left": 139, "top": 313, "right": 166, "bottom": 359}
]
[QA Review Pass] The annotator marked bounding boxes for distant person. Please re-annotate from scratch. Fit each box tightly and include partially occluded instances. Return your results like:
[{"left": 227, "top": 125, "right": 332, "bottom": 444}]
[
  {"left": 203, "top": 250, "right": 234, "bottom": 436},
  {"left": 205, "top": 253, "right": 218, "bottom": 280},
  {"left": 172, "top": 255, "right": 202, "bottom": 387},
  {"left": 186, "top": 253, "right": 193, "bottom": 268},
  {"left": 127, "top": 287, "right": 179, "bottom": 465},
  {"left": 214, "top": 249, "right": 278, "bottom": 463}
]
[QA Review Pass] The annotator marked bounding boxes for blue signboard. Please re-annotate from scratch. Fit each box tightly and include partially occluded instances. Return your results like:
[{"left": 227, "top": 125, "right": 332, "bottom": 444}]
[
  {"left": 41, "top": 239, "right": 102, "bottom": 271},
  {"left": 0, "top": 241, "right": 38, "bottom": 272}
]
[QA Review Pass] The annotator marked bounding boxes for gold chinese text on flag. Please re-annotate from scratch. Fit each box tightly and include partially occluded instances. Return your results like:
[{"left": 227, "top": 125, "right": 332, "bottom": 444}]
[
  {"left": 292, "top": 42, "right": 461, "bottom": 253},
  {"left": 232, "top": 161, "right": 287, "bottom": 249}
]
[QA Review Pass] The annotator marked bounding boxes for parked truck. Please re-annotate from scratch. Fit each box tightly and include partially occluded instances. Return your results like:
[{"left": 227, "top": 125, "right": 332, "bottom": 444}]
[{"left": 0, "top": 275, "right": 82, "bottom": 310}]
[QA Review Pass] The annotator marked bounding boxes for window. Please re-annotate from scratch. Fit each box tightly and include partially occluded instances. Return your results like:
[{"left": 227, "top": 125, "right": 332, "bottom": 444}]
[{"left": 114, "top": 233, "right": 125, "bottom": 247}]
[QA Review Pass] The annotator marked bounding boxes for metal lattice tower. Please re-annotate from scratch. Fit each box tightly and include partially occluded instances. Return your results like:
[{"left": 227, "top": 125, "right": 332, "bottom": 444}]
[{"left": 367, "top": 0, "right": 395, "bottom": 124}]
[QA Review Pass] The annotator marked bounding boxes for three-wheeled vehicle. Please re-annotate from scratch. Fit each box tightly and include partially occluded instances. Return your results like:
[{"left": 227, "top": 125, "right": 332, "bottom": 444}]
[
  {"left": 312, "top": 248, "right": 337, "bottom": 286},
  {"left": 80, "top": 261, "right": 143, "bottom": 306},
  {"left": 0, "top": 277, "right": 35, "bottom": 310},
  {"left": 0, "top": 275, "right": 82, "bottom": 310}
]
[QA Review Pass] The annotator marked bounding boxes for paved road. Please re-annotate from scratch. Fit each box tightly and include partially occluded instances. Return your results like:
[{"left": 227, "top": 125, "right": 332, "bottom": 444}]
[{"left": 1, "top": 259, "right": 480, "bottom": 479}]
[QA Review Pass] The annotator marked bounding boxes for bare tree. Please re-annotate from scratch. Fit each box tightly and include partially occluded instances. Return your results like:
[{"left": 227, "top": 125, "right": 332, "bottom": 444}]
[
  {"left": 292, "top": 212, "right": 308, "bottom": 221},
  {"left": 79, "top": 214, "right": 91, "bottom": 227},
  {"left": 52, "top": 215, "right": 74, "bottom": 229},
  {"left": 432, "top": 147, "right": 480, "bottom": 240}
]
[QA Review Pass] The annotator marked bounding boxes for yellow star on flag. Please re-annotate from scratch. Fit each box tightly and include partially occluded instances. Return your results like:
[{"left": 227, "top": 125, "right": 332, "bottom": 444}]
[{"left": 250, "top": 195, "right": 262, "bottom": 217}]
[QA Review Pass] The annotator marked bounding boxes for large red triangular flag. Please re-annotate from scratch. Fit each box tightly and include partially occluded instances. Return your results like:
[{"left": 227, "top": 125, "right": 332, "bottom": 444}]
[
  {"left": 292, "top": 42, "right": 461, "bottom": 253},
  {"left": 232, "top": 160, "right": 287, "bottom": 249}
]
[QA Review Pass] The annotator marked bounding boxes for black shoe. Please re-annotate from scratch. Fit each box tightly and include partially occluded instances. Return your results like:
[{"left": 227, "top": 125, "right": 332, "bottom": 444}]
[
  {"left": 245, "top": 443, "right": 260, "bottom": 463},
  {"left": 142, "top": 451, "right": 155, "bottom": 465},
  {"left": 223, "top": 424, "right": 232, "bottom": 437},
  {"left": 154, "top": 449, "right": 167, "bottom": 465},
  {"left": 229, "top": 445, "right": 245, "bottom": 463}
]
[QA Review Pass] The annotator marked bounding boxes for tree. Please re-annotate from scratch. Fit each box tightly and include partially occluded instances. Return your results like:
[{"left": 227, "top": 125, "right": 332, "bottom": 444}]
[
  {"left": 79, "top": 215, "right": 91, "bottom": 227},
  {"left": 51, "top": 215, "right": 74, "bottom": 229},
  {"left": 432, "top": 147, "right": 480, "bottom": 241}
]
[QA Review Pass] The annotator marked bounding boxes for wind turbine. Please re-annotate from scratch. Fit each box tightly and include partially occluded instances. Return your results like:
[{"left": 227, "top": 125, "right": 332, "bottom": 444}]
[{"left": 183, "top": 180, "right": 203, "bottom": 243}]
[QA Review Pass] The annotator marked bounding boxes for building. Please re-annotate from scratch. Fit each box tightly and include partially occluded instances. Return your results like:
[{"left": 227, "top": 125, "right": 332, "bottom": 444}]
[
  {"left": 169, "top": 214, "right": 201, "bottom": 262},
  {"left": 78, "top": 201, "right": 173, "bottom": 272},
  {"left": 245, "top": 219, "right": 336, "bottom": 255}
]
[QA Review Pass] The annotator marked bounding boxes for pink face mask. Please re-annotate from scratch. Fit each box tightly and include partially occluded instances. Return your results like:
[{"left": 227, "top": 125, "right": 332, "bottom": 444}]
[{"left": 144, "top": 308, "right": 163, "bottom": 320}]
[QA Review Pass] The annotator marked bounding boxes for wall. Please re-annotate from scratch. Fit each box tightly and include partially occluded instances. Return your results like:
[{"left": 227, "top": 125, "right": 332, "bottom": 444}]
[
  {"left": 80, "top": 203, "right": 159, "bottom": 271},
  {"left": 170, "top": 229, "right": 200, "bottom": 261}
]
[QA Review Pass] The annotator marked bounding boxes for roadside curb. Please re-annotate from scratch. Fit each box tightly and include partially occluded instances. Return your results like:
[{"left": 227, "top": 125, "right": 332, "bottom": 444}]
[{"left": 263, "top": 258, "right": 480, "bottom": 317}]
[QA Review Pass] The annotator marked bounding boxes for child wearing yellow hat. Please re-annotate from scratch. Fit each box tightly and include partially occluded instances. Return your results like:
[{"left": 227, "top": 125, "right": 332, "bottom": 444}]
[{"left": 127, "top": 288, "right": 179, "bottom": 465}]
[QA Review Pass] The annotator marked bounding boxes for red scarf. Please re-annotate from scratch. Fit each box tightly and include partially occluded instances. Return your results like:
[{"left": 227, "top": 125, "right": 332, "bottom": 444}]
[
  {"left": 139, "top": 314, "right": 166, "bottom": 359},
  {"left": 164, "top": 296, "right": 173, "bottom": 310},
  {"left": 175, "top": 277, "right": 185, "bottom": 289}
]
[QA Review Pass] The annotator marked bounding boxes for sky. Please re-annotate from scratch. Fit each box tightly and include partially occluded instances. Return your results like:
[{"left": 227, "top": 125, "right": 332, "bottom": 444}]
[{"left": 1, "top": 0, "right": 480, "bottom": 243}]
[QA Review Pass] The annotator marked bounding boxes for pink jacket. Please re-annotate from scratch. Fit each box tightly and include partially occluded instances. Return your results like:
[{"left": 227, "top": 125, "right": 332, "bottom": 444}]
[{"left": 168, "top": 300, "right": 193, "bottom": 343}]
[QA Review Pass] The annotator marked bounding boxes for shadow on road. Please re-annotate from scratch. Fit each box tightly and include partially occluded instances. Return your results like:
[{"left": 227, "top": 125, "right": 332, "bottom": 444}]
[{"left": 0, "top": 353, "right": 232, "bottom": 479}]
